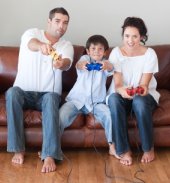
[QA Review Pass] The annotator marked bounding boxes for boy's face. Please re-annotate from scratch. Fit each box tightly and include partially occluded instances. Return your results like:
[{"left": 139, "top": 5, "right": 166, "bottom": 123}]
[{"left": 86, "top": 43, "right": 105, "bottom": 61}]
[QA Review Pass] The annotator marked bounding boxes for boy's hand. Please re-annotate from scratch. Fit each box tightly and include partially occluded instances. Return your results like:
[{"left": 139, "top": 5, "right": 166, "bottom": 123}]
[
  {"left": 76, "top": 60, "right": 89, "bottom": 70},
  {"left": 99, "top": 60, "right": 113, "bottom": 71}
]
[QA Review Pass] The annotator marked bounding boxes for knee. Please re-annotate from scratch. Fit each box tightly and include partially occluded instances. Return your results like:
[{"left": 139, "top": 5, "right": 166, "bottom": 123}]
[
  {"left": 108, "top": 93, "right": 121, "bottom": 107},
  {"left": 43, "top": 92, "right": 60, "bottom": 107},
  {"left": 133, "top": 96, "right": 145, "bottom": 108},
  {"left": 6, "top": 86, "right": 22, "bottom": 100}
]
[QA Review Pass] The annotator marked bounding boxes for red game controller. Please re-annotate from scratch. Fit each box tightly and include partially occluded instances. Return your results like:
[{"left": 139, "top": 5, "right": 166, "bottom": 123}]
[{"left": 126, "top": 86, "right": 144, "bottom": 96}]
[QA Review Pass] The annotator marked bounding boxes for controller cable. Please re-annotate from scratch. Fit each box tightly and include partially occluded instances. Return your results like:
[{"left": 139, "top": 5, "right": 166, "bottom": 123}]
[
  {"left": 89, "top": 61, "right": 145, "bottom": 183},
  {"left": 50, "top": 51, "right": 72, "bottom": 183}
]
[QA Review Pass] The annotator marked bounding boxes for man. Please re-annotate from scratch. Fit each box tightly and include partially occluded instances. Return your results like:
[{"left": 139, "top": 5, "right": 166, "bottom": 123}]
[{"left": 6, "top": 7, "right": 74, "bottom": 173}]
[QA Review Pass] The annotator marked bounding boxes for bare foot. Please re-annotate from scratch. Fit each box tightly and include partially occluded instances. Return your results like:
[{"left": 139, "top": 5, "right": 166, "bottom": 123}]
[
  {"left": 12, "top": 152, "right": 25, "bottom": 164},
  {"left": 141, "top": 148, "right": 155, "bottom": 163},
  {"left": 119, "top": 151, "right": 132, "bottom": 166},
  {"left": 38, "top": 151, "right": 41, "bottom": 158},
  {"left": 109, "top": 143, "right": 121, "bottom": 159},
  {"left": 41, "top": 157, "right": 56, "bottom": 173}
]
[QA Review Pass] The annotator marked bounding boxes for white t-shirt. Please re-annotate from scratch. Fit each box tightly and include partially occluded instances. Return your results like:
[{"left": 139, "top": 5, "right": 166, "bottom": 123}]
[
  {"left": 14, "top": 28, "right": 74, "bottom": 95},
  {"left": 66, "top": 55, "right": 113, "bottom": 111},
  {"left": 107, "top": 47, "right": 160, "bottom": 103}
]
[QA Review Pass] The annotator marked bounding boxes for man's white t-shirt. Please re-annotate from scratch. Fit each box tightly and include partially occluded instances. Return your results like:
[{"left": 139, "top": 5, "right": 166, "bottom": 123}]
[
  {"left": 14, "top": 28, "right": 74, "bottom": 95},
  {"left": 107, "top": 47, "right": 160, "bottom": 103}
]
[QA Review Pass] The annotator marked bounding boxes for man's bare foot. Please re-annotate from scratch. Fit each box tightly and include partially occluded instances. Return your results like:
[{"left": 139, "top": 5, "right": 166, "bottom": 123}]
[
  {"left": 109, "top": 143, "right": 121, "bottom": 159},
  {"left": 141, "top": 148, "right": 155, "bottom": 163},
  {"left": 119, "top": 151, "right": 132, "bottom": 166},
  {"left": 41, "top": 157, "right": 56, "bottom": 173},
  {"left": 12, "top": 152, "right": 25, "bottom": 164}
]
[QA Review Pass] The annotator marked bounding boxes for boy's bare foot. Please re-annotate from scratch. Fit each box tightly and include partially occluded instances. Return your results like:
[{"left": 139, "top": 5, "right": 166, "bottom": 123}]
[
  {"left": 12, "top": 152, "right": 25, "bottom": 164},
  {"left": 41, "top": 157, "right": 56, "bottom": 173},
  {"left": 119, "top": 151, "right": 132, "bottom": 166},
  {"left": 141, "top": 148, "right": 155, "bottom": 163},
  {"left": 109, "top": 143, "right": 121, "bottom": 159}
]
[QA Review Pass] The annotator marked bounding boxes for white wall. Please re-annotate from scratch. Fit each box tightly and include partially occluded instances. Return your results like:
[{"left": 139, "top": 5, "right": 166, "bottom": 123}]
[{"left": 0, "top": 0, "right": 170, "bottom": 47}]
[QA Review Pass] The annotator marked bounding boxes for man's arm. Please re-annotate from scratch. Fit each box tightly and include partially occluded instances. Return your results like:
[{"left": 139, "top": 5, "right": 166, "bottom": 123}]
[
  {"left": 53, "top": 58, "right": 71, "bottom": 71},
  {"left": 28, "top": 38, "right": 52, "bottom": 55}
]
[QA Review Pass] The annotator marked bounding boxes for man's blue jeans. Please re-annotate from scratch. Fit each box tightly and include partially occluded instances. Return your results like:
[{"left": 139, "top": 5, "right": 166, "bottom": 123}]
[
  {"left": 108, "top": 93, "right": 157, "bottom": 155},
  {"left": 6, "top": 86, "right": 62, "bottom": 161},
  {"left": 59, "top": 102, "right": 113, "bottom": 143}
]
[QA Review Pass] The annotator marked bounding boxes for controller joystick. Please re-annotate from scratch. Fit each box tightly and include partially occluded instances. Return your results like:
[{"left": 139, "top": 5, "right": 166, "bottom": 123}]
[
  {"left": 86, "top": 63, "right": 102, "bottom": 71},
  {"left": 126, "top": 87, "right": 136, "bottom": 96},
  {"left": 49, "top": 49, "right": 59, "bottom": 61},
  {"left": 126, "top": 86, "right": 144, "bottom": 96},
  {"left": 136, "top": 86, "right": 144, "bottom": 95}
]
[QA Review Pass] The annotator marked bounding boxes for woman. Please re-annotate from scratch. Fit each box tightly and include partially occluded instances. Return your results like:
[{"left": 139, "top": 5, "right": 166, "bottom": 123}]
[{"left": 107, "top": 17, "right": 160, "bottom": 165}]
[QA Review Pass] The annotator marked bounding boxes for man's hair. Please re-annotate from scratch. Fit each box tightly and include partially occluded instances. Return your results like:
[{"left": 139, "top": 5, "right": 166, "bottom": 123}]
[
  {"left": 49, "top": 7, "right": 69, "bottom": 21},
  {"left": 121, "top": 17, "right": 148, "bottom": 45},
  {"left": 86, "top": 35, "right": 109, "bottom": 51}
]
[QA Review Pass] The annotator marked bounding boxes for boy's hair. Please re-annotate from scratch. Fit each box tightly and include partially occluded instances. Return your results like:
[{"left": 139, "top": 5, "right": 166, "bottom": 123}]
[
  {"left": 121, "top": 17, "right": 148, "bottom": 45},
  {"left": 86, "top": 35, "right": 109, "bottom": 51},
  {"left": 49, "top": 7, "right": 69, "bottom": 21}
]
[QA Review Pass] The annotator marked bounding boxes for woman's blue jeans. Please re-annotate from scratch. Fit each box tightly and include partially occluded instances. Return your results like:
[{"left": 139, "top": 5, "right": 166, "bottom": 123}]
[
  {"left": 6, "top": 86, "right": 62, "bottom": 161},
  {"left": 108, "top": 93, "right": 157, "bottom": 155}
]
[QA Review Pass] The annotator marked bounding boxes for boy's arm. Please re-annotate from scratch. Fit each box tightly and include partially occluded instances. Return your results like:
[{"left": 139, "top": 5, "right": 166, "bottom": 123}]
[{"left": 100, "top": 60, "right": 114, "bottom": 72}]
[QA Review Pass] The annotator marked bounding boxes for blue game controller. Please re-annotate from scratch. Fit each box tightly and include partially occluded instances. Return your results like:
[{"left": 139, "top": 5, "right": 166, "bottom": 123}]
[{"left": 86, "top": 63, "right": 102, "bottom": 71}]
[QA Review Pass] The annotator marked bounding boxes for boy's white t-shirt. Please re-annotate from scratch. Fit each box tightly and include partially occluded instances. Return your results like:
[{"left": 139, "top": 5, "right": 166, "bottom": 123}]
[
  {"left": 14, "top": 28, "right": 74, "bottom": 95},
  {"left": 66, "top": 55, "right": 113, "bottom": 111},
  {"left": 106, "top": 47, "right": 160, "bottom": 103}
]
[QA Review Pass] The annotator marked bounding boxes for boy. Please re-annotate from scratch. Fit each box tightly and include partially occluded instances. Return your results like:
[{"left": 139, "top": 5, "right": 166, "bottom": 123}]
[{"left": 60, "top": 35, "right": 117, "bottom": 155}]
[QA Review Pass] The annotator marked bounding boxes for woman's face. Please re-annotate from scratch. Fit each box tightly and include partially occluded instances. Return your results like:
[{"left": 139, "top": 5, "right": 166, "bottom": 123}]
[{"left": 123, "top": 26, "right": 142, "bottom": 49}]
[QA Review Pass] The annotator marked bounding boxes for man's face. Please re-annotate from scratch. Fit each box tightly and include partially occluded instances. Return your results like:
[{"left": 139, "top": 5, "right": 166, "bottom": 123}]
[{"left": 48, "top": 13, "right": 69, "bottom": 38}]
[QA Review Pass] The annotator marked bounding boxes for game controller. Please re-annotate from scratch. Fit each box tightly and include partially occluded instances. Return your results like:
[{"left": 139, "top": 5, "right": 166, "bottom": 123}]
[
  {"left": 86, "top": 63, "right": 102, "bottom": 71},
  {"left": 49, "top": 48, "right": 59, "bottom": 61},
  {"left": 126, "top": 86, "right": 144, "bottom": 96}
]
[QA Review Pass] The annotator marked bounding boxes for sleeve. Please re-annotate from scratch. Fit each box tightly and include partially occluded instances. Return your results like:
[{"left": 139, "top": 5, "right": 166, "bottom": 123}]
[
  {"left": 60, "top": 41, "right": 74, "bottom": 63},
  {"left": 109, "top": 47, "right": 121, "bottom": 72},
  {"left": 78, "top": 55, "right": 90, "bottom": 62},
  {"left": 21, "top": 28, "right": 41, "bottom": 48},
  {"left": 143, "top": 48, "right": 159, "bottom": 74}
]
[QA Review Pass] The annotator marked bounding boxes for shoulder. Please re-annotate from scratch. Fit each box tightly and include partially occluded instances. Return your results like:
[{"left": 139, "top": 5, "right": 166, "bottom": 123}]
[
  {"left": 58, "top": 38, "right": 73, "bottom": 47},
  {"left": 79, "top": 54, "right": 90, "bottom": 61},
  {"left": 146, "top": 47, "right": 158, "bottom": 58},
  {"left": 23, "top": 28, "right": 42, "bottom": 36}
]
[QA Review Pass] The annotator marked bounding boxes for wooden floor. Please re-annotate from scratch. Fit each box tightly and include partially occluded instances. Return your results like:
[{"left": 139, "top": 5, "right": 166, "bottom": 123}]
[{"left": 0, "top": 147, "right": 170, "bottom": 183}]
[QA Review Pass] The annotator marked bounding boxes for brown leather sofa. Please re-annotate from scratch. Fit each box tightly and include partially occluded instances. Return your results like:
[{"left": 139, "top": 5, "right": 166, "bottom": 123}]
[{"left": 0, "top": 45, "right": 170, "bottom": 148}]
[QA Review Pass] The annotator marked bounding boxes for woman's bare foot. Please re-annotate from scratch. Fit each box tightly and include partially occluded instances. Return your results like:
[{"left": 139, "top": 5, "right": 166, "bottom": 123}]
[
  {"left": 41, "top": 157, "right": 56, "bottom": 173},
  {"left": 141, "top": 148, "right": 155, "bottom": 163},
  {"left": 38, "top": 151, "right": 41, "bottom": 158},
  {"left": 109, "top": 143, "right": 121, "bottom": 159},
  {"left": 12, "top": 152, "right": 25, "bottom": 164},
  {"left": 119, "top": 151, "right": 132, "bottom": 166}
]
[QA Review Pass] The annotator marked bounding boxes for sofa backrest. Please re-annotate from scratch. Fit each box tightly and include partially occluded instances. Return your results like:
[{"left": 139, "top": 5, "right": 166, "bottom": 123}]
[{"left": 0, "top": 45, "right": 170, "bottom": 94}]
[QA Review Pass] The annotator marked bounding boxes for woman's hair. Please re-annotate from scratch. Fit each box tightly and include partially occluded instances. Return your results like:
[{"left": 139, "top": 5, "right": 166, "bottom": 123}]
[
  {"left": 49, "top": 7, "right": 69, "bottom": 21},
  {"left": 121, "top": 17, "right": 148, "bottom": 45},
  {"left": 86, "top": 35, "right": 109, "bottom": 51}
]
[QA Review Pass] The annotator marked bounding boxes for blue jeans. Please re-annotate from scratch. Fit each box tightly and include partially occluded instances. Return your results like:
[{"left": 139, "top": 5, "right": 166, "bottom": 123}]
[
  {"left": 108, "top": 93, "right": 157, "bottom": 155},
  {"left": 59, "top": 102, "right": 112, "bottom": 143},
  {"left": 6, "top": 86, "right": 62, "bottom": 161}
]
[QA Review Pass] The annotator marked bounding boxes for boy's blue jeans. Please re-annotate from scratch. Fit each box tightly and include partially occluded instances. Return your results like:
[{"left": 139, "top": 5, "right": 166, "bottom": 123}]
[
  {"left": 108, "top": 93, "right": 157, "bottom": 155},
  {"left": 6, "top": 86, "right": 62, "bottom": 161},
  {"left": 59, "top": 102, "right": 113, "bottom": 143}
]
